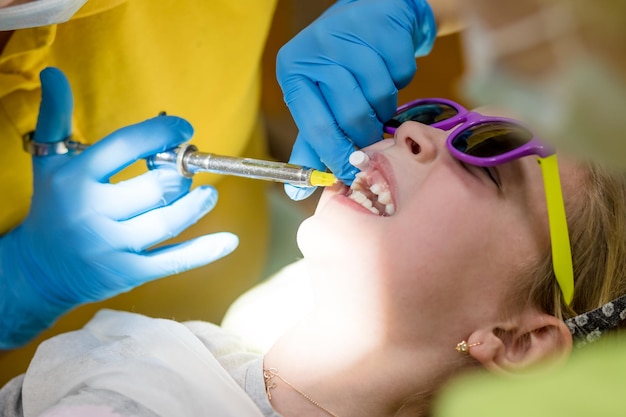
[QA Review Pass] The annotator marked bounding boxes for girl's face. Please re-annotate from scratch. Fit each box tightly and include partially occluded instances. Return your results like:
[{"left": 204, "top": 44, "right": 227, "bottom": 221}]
[{"left": 297, "top": 118, "right": 579, "bottom": 341}]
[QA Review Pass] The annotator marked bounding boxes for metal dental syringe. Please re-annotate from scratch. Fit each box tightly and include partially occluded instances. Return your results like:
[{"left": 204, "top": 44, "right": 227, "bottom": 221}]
[
  {"left": 22, "top": 131, "right": 337, "bottom": 187},
  {"left": 146, "top": 144, "right": 337, "bottom": 187}
]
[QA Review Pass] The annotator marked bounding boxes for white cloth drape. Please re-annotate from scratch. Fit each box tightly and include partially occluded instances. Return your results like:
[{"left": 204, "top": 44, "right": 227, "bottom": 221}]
[{"left": 22, "top": 309, "right": 265, "bottom": 417}]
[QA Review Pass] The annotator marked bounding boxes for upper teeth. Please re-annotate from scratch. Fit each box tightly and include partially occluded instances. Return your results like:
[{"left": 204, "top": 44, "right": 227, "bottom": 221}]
[{"left": 348, "top": 171, "right": 395, "bottom": 216}]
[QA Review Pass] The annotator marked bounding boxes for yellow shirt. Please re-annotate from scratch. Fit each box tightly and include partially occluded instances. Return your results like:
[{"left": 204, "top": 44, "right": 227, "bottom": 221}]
[{"left": 0, "top": 0, "right": 276, "bottom": 384}]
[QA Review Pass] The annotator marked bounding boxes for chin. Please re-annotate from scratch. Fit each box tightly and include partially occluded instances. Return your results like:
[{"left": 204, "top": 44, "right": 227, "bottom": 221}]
[
  {"left": 296, "top": 215, "right": 329, "bottom": 260},
  {"left": 297, "top": 212, "right": 383, "bottom": 270},
  {"left": 296, "top": 214, "right": 343, "bottom": 259}
]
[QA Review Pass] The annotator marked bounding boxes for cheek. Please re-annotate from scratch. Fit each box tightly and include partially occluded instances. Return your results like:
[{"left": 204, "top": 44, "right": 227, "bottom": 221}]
[{"left": 388, "top": 190, "right": 542, "bottom": 283}]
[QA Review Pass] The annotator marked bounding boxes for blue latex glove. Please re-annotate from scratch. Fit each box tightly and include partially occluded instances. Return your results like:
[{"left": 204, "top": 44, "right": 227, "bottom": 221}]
[
  {"left": 277, "top": 0, "right": 437, "bottom": 200},
  {"left": 0, "top": 67, "right": 238, "bottom": 349}
]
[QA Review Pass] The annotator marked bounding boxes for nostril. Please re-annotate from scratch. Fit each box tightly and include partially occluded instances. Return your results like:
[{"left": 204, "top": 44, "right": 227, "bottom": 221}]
[{"left": 407, "top": 138, "right": 421, "bottom": 155}]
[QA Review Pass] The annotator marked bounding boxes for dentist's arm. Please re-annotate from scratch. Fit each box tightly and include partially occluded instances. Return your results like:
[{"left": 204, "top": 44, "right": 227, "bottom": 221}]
[
  {"left": 0, "top": 67, "right": 238, "bottom": 349},
  {"left": 276, "top": 0, "right": 461, "bottom": 200}
]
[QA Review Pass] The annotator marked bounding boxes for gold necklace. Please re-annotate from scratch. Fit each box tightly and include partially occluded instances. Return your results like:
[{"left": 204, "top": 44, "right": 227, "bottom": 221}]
[{"left": 263, "top": 367, "right": 341, "bottom": 417}]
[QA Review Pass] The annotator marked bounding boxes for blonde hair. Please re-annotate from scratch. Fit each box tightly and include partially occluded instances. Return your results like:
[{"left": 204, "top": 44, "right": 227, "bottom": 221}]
[{"left": 525, "top": 162, "right": 626, "bottom": 327}]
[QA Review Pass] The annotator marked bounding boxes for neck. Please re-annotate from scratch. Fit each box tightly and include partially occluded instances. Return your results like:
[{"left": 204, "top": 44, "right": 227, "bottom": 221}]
[{"left": 263, "top": 301, "right": 456, "bottom": 417}]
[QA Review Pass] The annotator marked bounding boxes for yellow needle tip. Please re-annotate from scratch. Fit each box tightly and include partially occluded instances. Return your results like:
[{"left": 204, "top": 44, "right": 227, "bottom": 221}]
[{"left": 310, "top": 170, "right": 337, "bottom": 187}]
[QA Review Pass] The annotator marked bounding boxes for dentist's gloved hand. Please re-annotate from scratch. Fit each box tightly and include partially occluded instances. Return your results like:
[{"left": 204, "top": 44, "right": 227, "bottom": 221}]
[
  {"left": 277, "top": 0, "right": 437, "bottom": 200},
  {"left": 0, "top": 67, "right": 238, "bottom": 349}
]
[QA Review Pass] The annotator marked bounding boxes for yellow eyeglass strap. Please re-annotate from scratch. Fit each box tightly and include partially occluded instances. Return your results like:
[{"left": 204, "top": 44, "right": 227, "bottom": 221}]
[{"left": 538, "top": 155, "right": 574, "bottom": 305}]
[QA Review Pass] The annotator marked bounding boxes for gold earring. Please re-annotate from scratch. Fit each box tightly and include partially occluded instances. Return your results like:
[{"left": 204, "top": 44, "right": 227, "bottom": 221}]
[{"left": 456, "top": 340, "right": 482, "bottom": 354}]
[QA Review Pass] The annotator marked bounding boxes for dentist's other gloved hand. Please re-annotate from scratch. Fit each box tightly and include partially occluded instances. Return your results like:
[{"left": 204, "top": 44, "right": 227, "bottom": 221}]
[
  {"left": 277, "top": 0, "right": 437, "bottom": 200},
  {"left": 0, "top": 67, "right": 238, "bottom": 349}
]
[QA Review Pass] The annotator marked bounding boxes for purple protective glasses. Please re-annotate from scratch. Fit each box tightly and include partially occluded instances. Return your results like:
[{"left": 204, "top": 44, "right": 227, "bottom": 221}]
[{"left": 383, "top": 98, "right": 555, "bottom": 167}]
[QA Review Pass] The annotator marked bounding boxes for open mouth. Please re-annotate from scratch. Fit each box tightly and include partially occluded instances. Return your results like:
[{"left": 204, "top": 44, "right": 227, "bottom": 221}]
[{"left": 346, "top": 167, "right": 395, "bottom": 216}]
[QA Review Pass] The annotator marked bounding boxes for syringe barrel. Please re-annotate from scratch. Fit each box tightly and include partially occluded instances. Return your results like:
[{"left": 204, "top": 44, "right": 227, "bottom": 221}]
[
  {"left": 185, "top": 152, "right": 312, "bottom": 186},
  {"left": 146, "top": 146, "right": 313, "bottom": 186}
]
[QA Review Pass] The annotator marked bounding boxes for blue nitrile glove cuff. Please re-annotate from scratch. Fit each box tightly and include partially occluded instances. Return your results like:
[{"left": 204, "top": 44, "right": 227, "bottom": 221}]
[{"left": 0, "top": 231, "right": 74, "bottom": 349}]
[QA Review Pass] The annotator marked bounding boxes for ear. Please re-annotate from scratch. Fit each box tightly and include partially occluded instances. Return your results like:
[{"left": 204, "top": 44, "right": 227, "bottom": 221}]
[{"left": 466, "top": 311, "right": 573, "bottom": 376}]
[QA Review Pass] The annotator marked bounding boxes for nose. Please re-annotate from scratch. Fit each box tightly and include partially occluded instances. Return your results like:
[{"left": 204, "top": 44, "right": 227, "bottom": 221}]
[{"left": 393, "top": 121, "right": 444, "bottom": 162}]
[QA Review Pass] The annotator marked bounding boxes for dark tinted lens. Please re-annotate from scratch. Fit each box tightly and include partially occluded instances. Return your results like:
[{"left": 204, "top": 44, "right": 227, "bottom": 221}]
[
  {"left": 451, "top": 122, "right": 533, "bottom": 157},
  {"left": 385, "top": 102, "right": 459, "bottom": 128}
]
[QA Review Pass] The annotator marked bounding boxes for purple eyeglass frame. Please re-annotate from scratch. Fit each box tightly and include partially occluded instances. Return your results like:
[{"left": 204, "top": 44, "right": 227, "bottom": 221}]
[{"left": 382, "top": 98, "right": 555, "bottom": 166}]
